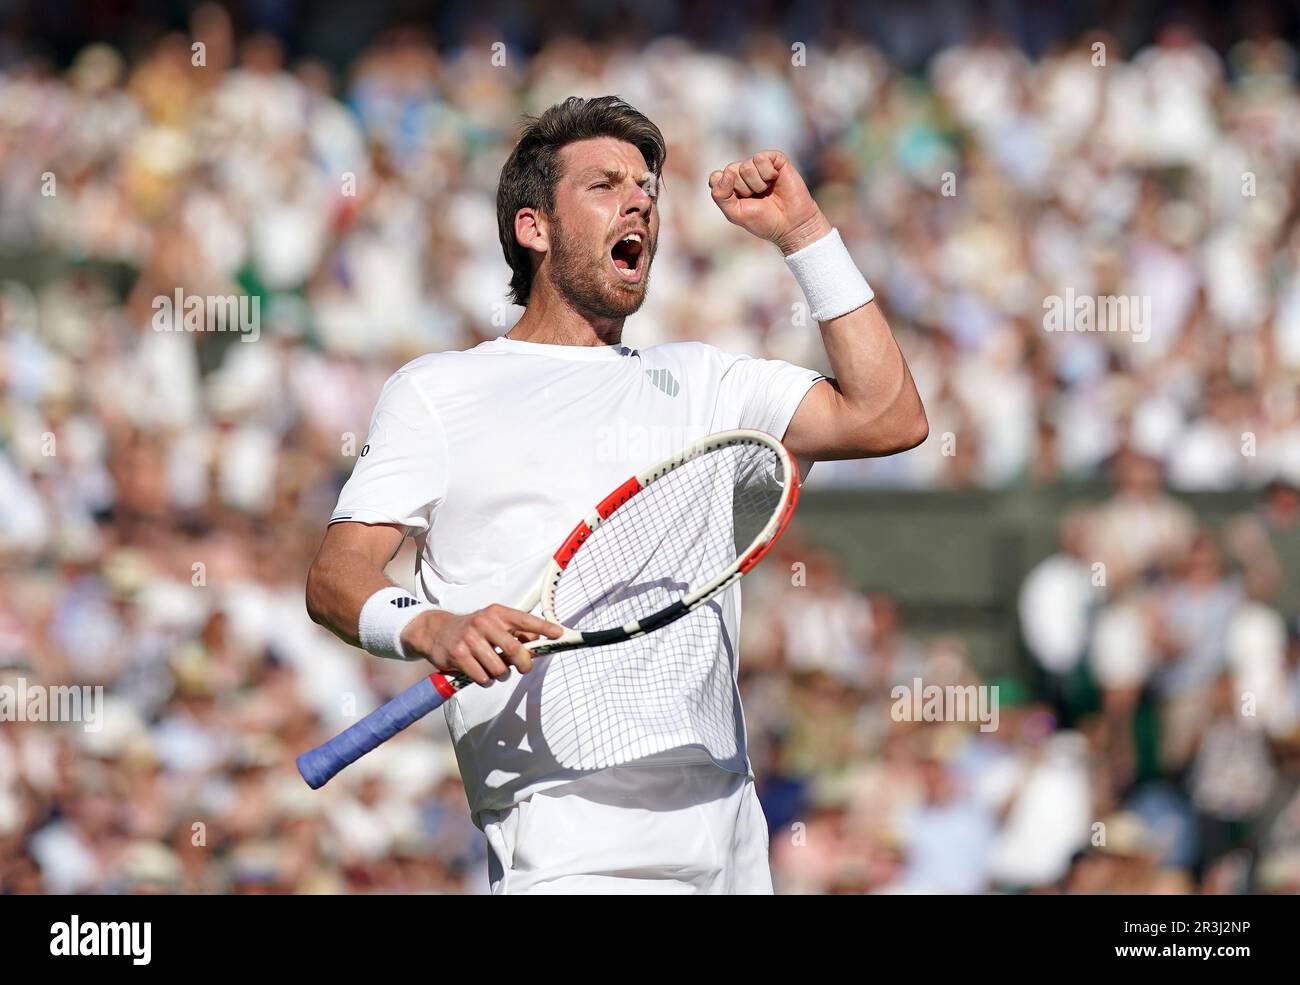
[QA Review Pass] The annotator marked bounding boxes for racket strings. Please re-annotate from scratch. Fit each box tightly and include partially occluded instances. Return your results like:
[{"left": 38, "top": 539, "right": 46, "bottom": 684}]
[
  {"left": 552, "top": 442, "right": 783, "bottom": 631},
  {"left": 541, "top": 441, "right": 786, "bottom": 770}
]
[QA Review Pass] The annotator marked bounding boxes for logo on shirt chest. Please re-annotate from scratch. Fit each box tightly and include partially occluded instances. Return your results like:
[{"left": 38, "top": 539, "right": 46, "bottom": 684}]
[{"left": 645, "top": 367, "right": 680, "bottom": 397}]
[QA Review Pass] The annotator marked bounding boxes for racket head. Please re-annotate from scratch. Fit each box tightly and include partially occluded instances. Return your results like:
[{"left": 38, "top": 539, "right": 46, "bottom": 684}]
[{"left": 526, "top": 428, "right": 799, "bottom": 655}]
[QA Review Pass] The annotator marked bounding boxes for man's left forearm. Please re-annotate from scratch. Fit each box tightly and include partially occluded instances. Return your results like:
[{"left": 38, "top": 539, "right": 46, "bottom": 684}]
[
  {"left": 810, "top": 298, "right": 928, "bottom": 458},
  {"left": 781, "top": 228, "right": 928, "bottom": 461},
  {"left": 706, "top": 152, "right": 927, "bottom": 461}
]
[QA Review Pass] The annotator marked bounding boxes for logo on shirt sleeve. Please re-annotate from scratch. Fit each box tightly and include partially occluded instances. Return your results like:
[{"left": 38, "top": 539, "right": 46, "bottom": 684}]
[{"left": 645, "top": 367, "right": 680, "bottom": 397}]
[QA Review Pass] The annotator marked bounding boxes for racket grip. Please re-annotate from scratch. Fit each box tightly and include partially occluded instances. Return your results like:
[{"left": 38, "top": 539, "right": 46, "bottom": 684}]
[{"left": 296, "top": 673, "right": 454, "bottom": 789}]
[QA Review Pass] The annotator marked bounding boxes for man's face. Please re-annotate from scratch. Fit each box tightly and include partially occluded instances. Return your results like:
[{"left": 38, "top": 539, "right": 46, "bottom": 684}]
[{"left": 541, "top": 137, "right": 659, "bottom": 318}]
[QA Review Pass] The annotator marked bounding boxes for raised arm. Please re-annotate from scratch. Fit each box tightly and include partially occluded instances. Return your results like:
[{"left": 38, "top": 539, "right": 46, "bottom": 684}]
[{"left": 708, "top": 151, "right": 928, "bottom": 461}]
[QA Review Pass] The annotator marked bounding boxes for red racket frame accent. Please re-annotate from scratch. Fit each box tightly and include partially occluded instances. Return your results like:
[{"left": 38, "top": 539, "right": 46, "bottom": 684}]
[
  {"left": 739, "top": 464, "right": 800, "bottom": 574},
  {"left": 552, "top": 476, "right": 642, "bottom": 569}
]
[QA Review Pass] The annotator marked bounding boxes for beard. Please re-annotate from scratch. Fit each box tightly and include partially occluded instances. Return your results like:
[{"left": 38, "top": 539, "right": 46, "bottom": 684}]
[{"left": 546, "top": 216, "right": 652, "bottom": 320}]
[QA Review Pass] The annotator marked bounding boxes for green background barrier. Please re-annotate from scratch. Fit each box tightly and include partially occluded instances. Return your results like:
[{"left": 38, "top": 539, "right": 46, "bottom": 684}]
[{"left": 795, "top": 486, "right": 1266, "bottom": 675}]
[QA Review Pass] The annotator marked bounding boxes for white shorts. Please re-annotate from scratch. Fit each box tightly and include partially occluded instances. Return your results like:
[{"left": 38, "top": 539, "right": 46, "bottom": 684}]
[{"left": 480, "top": 763, "right": 773, "bottom": 894}]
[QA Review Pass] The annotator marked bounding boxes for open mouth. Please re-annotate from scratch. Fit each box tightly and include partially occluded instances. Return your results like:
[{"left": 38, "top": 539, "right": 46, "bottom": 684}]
[{"left": 610, "top": 232, "right": 645, "bottom": 283}]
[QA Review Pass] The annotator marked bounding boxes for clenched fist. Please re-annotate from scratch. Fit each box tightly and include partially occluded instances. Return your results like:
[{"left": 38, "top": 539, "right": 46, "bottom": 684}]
[{"left": 708, "top": 151, "right": 833, "bottom": 256}]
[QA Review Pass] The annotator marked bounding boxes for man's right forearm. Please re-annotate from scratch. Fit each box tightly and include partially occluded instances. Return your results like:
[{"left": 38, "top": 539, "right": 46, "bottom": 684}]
[
  {"left": 304, "top": 523, "right": 562, "bottom": 680},
  {"left": 305, "top": 544, "right": 401, "bottom": 647}
]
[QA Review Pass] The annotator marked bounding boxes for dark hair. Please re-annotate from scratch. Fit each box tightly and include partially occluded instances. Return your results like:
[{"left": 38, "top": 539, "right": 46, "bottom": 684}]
[{"left": 496, "top": 95, "right": 667, "bottom": 306}]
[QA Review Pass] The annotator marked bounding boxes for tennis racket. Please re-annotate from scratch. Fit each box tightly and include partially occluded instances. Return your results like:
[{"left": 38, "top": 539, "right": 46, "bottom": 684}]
[{"left": 296, "top": 427, "right": 799, "bottom": 789}]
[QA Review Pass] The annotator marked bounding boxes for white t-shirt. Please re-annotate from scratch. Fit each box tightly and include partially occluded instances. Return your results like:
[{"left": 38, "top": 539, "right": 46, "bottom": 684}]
[{"left": 330, "top": 336, "right": 822, "bottom": 822}]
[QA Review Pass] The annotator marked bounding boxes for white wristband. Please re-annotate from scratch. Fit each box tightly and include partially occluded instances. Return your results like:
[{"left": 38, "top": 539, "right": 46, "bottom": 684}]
[
  {"left": 358, "top": 586, "right": 432, "bottom": 660},
  {"left": 784, "top": 227, "right": 875, "bottom": 322}
]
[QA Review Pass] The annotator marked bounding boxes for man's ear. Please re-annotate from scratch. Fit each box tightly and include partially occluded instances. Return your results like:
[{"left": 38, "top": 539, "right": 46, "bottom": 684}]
[{"left": 515, "top": 207, "right": 549, "bottom": 256}]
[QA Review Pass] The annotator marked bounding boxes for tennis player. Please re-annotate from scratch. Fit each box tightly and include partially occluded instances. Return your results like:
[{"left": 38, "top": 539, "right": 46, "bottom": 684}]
[{"left": 306, "top": 96, "right": 927, "bottom": 893}]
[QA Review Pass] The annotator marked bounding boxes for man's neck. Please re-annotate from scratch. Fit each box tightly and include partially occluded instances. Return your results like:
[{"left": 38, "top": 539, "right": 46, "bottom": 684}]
[{"left": 506, "top": 282, "right": 624, "bottom": 347}]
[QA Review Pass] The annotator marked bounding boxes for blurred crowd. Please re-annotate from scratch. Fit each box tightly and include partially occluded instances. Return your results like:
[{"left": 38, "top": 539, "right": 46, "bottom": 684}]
[
  {"left": 4, "top": 3, "right": 1300, "bottom": 892},
  {"left": 745, "top": 464, "right": 1300, "bottom": 894}
]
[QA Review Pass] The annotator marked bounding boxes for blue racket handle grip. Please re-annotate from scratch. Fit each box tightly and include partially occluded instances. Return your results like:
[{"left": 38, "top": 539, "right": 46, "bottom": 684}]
[{"left": 297, "top": 673, "right": 460, "bottom": 789}]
